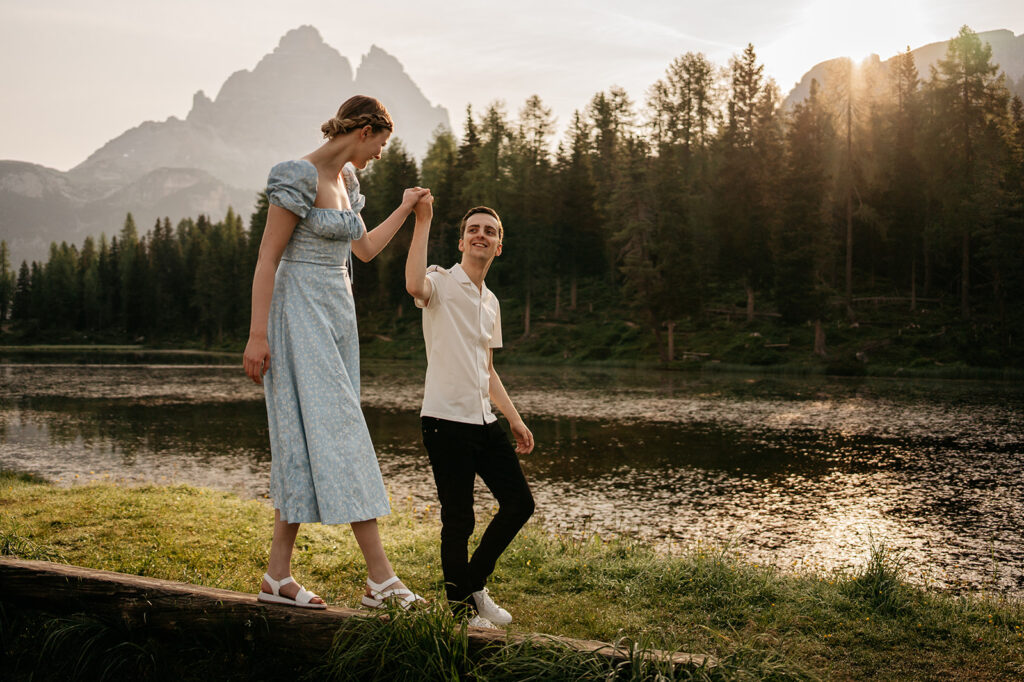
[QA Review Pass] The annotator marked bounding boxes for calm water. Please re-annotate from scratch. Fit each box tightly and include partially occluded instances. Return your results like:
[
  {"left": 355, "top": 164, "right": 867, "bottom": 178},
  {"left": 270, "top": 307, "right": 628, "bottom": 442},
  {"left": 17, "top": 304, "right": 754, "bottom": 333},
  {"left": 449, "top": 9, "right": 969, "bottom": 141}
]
[{"left": 1, "top": 361, "right": 1022, "bottom": 596}]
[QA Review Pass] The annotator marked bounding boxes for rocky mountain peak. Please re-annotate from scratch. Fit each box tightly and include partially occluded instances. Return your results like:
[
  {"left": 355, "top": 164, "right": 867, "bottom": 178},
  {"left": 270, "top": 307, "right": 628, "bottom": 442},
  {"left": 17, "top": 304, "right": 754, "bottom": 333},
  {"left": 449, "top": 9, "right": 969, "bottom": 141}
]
[
  {"left": 275, "top": 25, "right": 326, "bottom": 53},
  {"left": 3, "top": 26, "right": 451, "bottom": 264}
]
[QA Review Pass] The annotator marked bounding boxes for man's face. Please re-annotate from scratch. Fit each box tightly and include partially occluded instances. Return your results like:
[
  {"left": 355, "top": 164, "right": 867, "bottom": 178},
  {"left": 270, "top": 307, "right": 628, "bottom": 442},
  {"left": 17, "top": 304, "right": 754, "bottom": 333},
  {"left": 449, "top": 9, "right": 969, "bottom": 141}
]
[{"left": 459, "top": 213, "right": 502, "bottom": 262}]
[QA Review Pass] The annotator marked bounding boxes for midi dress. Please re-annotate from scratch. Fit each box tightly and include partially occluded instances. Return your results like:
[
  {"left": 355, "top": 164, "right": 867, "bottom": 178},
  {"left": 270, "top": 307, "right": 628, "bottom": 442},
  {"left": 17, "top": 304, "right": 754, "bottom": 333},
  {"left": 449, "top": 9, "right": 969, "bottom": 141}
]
[{"left": 263, "top": 159, "right": 391, "bottom": 524}]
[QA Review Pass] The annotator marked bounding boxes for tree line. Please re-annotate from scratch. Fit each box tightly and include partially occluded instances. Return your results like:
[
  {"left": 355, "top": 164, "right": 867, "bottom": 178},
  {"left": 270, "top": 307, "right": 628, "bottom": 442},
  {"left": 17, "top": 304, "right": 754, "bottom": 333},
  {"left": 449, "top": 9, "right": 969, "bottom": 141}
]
[{"left": 4, "top": 26, "right": 1023, "bottom": 360}]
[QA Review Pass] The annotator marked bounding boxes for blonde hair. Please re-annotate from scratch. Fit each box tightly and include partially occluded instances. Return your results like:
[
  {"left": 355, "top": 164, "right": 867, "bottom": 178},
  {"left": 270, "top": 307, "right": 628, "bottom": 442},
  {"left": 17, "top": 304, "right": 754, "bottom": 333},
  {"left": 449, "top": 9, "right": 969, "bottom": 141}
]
[{"left": 321, "top": 95, "right": 394, "bottom": 139}]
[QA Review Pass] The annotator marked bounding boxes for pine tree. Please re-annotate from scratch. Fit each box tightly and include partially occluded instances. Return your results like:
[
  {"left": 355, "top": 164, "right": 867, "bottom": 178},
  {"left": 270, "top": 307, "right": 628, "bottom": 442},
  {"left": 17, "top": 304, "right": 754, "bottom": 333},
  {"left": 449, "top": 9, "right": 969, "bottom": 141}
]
[
  {"left": 553, "top": 111, "right": 603, "bottom": 311},
  {"left": 773, "top": 80, "right": 836, "bottom": 353},
  {"left": 588, "top": 87, "right": 636, "bottom": 277},
  {"left": 715, "top": 44, "right": 781, "bottom": 321},
  {"left": 648, "top": 52, "right": 717, "bottom": 153},
  {"left": 78, "top": 236, "right": 100, "bottom": 331},
  {"left": 930, "top": 25, "right": 1010, "bottom": 319},
  {"left": 249, "top": 192, "right": 269, "bottom": 269},
  {"left": 11, "top": 261, "right": 31, "bottom": 322},
  {"left": 420, "top": 126, "right": 460, "bottom": 268},
  {"left": 357, "top": 139, "right": 420, "bottom": 315},
  {"left": 505, "top": 95, "right": 557, "bottom": 335},
  {"left": 0, "top": 241, "right": 14, "bottom": 321},
  {"left": 882, "top": 47, "right": 926, "bottom": 307}
]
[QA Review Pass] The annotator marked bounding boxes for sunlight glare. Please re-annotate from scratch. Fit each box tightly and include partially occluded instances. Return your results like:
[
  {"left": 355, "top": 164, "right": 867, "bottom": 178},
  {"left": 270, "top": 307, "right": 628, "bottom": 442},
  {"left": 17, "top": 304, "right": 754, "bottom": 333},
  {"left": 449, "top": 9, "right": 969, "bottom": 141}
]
[{"left": 796, "top": 0, "right": 933, "bottom": 63}]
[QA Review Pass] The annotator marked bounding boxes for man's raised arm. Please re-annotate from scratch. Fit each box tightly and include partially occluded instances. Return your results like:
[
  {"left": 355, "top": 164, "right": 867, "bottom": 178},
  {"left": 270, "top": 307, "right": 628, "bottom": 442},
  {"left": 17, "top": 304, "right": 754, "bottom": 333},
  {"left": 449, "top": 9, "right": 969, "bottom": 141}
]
[{"left": 405, "top": 193, "right": 434, "bottom": 304}]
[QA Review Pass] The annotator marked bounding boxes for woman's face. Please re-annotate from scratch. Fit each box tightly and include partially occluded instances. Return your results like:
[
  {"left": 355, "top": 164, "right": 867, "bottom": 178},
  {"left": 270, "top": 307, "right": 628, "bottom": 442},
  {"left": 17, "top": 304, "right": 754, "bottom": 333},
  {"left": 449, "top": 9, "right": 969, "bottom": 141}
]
[{"left": 354, "top": 128, "right": 391, "bottom": 169}]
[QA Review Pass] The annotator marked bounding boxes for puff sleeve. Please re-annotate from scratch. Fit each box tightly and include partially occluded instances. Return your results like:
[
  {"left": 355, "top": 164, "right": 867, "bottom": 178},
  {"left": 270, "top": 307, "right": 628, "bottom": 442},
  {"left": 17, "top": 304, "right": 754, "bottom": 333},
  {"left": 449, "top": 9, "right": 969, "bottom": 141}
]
[
  {"left": 342, "top": 164, "right": 366, "bottom": 214},
  {"left": 266, "top": 160, "right": 317, "bottom": 219}
]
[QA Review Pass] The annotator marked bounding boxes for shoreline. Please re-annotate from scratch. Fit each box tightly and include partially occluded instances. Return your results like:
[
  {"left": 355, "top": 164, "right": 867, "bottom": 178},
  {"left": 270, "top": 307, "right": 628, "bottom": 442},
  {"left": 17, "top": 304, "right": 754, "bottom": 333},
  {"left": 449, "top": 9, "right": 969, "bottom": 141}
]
[
  {"left": 2, "top": 472, "right": 1022, "bottom": 679},
  {"left": 2, "top": 344, "right": 1023, "bottom": 381}
]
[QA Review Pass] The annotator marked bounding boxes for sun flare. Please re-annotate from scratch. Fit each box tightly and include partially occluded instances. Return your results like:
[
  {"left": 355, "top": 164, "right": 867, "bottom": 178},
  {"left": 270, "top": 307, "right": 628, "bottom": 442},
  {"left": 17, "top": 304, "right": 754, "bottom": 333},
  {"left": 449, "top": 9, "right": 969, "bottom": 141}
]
[{"left": 796, "top": 0, "right": 934, "bottom": 63}]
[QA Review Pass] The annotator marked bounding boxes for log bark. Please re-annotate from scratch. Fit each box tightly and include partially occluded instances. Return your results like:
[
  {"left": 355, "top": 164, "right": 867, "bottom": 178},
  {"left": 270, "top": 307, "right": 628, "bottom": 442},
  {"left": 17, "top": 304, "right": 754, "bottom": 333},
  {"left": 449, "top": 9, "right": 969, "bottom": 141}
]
[{"left": 0, "top": 558, "right": 713, "bottom": 669}]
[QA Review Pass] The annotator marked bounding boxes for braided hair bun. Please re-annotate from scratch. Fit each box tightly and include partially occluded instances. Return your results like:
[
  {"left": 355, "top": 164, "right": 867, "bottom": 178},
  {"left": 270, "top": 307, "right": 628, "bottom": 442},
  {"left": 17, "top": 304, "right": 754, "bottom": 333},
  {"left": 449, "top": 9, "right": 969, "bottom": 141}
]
[{"left": 321, "top": 95, "right": 394, "bottom": 139}]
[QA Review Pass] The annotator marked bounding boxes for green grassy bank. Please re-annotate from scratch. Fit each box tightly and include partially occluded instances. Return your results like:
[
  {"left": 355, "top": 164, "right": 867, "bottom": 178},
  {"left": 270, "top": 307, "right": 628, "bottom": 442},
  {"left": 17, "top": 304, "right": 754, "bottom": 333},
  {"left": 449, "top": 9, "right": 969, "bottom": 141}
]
[{"left": 2, "top": 471, "right": 1023, "bottom": 680}]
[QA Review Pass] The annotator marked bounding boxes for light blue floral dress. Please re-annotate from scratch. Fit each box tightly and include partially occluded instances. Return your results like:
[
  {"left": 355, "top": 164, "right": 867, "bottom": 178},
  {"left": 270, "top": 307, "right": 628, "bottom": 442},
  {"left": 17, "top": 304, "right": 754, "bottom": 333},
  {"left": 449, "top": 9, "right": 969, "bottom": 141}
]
[{"left": 263, "top": 159, "right": 391, "bottom": 524}]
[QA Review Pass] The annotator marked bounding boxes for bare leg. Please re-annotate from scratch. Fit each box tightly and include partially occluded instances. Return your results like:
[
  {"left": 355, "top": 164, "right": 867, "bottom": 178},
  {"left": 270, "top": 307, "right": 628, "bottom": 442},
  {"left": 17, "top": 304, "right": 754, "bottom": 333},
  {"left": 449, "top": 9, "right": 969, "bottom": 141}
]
[
  {"left": 260, "top": 508, "right": 325, "bottom": 604},
  {"left": 351, "top": 518, "right": 408, "bottom": 596}
]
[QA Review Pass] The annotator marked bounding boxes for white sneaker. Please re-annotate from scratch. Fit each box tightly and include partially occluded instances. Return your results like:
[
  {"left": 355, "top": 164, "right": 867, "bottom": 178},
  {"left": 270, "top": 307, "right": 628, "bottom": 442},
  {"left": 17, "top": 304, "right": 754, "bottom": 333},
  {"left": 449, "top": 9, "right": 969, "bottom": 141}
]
[
  {"left": 467, "top": 614, "right": 496, "bottom": 629},
  {"left": 471, "top": 588, "right": 512, "bottom": 625}
]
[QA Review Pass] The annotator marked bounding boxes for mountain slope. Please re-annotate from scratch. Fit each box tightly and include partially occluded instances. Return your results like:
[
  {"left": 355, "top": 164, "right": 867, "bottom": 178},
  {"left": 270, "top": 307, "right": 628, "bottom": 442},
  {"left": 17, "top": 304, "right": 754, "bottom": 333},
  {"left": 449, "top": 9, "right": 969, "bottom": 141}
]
[
  {"left": 0, "top": 25, "right": 450, "bottom": 266},
  {"left": 784, "top": 29, "right": 1024, "bottom": 108}
]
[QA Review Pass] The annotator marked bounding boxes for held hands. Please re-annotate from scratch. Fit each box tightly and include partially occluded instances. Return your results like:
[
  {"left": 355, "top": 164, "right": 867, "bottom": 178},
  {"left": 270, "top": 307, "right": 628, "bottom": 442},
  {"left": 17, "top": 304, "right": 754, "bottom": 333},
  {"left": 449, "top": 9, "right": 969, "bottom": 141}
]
[
  {"left": 413, "top": 190, "right": 433, "bottom": 222},
  {"left": 510, "top": 419, "right": 535, "bottom": 455},
  {"left": 243, "top": 336, "right": 271, "bottom": 385},
  {"left": 401, "top": 187, "right": 431, "bottom": 212}
]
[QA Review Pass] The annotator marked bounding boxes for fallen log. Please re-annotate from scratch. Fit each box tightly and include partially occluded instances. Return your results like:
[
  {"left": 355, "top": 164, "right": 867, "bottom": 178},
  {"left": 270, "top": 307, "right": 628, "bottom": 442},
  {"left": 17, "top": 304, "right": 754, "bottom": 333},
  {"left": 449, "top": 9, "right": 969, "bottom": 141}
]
[{"left": 0, "top": 558, "right": 712, "bottom": 669}]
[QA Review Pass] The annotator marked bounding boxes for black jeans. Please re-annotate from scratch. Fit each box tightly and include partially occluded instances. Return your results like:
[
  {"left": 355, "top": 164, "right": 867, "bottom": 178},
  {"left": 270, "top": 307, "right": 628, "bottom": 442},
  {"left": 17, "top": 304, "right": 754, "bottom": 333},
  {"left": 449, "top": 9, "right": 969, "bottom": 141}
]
[{"left": 421, "top": 416, "right": 535, "bottom": 613}]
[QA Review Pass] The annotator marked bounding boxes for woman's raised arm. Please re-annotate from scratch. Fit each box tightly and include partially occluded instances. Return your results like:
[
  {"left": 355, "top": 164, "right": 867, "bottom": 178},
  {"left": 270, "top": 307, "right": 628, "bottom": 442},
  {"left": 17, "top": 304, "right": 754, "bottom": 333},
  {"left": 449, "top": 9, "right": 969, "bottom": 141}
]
[{"left": 350, "top": 187, "right": 430, "bottom": 262}]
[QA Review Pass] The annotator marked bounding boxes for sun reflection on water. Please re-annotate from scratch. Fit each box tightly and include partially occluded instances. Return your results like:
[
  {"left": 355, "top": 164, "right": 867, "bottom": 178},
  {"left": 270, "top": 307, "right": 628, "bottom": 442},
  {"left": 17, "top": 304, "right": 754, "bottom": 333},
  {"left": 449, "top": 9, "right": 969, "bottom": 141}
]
[{"left": 1, "top": 362, "right": 1022, "bottom": 595}]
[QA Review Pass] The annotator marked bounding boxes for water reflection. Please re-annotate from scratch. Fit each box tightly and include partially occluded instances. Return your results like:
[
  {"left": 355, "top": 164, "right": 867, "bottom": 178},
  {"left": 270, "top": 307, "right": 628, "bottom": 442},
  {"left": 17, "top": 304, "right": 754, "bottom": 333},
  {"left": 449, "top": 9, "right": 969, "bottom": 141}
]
[{"left": 1, "top": 362, "right": 1022, "bottom": 596}]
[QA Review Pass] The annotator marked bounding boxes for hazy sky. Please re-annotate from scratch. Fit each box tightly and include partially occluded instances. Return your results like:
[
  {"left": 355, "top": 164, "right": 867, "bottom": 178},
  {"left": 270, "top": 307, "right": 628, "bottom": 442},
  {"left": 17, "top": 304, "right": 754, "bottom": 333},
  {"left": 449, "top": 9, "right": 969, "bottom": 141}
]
[{"left": 3, "top": 0, "right": 1023, "bottom": 171}]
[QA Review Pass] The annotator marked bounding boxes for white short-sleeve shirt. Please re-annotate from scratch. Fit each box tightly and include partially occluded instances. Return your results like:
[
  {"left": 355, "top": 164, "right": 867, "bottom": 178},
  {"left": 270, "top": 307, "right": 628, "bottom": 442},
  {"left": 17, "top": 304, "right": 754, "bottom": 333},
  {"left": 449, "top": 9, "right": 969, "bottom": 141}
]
[{"left": 415, "top": 263, "right": 503, "bottom": 424}]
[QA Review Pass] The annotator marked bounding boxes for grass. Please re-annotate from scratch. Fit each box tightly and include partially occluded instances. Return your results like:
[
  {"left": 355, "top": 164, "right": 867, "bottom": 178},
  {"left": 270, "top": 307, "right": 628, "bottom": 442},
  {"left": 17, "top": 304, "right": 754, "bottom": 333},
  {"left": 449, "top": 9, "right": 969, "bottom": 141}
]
[{"left": 1, "top": 471, "right": 1023, "bottom": 680}]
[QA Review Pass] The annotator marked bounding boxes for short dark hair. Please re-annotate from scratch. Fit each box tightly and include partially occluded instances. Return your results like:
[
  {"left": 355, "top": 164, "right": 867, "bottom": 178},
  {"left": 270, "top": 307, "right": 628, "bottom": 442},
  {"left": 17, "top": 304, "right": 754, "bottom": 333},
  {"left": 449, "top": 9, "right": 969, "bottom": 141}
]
[{"left": 460, "top": 206, "right": 503, "bottom": 242}]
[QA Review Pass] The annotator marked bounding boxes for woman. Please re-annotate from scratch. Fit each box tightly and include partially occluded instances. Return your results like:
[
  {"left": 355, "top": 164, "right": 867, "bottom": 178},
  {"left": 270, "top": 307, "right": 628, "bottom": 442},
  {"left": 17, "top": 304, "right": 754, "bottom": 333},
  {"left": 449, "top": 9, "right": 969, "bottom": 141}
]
[{"left": 243, "top": 95, "right": 428, "bottom": 609}]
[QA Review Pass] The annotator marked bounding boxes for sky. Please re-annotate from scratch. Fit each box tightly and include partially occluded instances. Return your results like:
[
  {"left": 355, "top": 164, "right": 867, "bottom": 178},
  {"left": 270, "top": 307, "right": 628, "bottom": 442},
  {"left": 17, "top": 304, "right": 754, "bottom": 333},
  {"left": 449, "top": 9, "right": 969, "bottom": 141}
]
[{"left": 2, "top": 0, "right": 1023, "bottom": 171}]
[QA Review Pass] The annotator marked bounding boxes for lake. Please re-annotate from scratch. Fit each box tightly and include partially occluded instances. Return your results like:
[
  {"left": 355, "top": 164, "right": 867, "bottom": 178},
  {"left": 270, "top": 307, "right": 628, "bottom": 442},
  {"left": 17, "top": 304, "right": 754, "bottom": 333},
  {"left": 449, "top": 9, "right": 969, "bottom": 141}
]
[{"left": 1, "top": 359, "right": 1022, "bottom": 596}]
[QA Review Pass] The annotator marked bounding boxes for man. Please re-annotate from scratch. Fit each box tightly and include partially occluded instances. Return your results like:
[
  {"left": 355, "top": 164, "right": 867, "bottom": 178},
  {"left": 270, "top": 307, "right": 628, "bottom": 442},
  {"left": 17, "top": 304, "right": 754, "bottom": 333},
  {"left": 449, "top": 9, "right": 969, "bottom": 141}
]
[{"left": 405, "top": 196, "right": 535, "bottom": 628}]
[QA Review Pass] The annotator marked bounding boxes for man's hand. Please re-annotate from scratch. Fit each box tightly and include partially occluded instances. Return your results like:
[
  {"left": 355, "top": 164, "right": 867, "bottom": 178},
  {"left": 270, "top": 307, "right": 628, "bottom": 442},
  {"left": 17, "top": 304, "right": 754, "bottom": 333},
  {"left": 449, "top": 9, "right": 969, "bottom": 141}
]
[
  {"left": 401, "top": 187, "right": 430, "bottom": 211},
  {"left": 413, "top": 191, "right": 433, "bottom": 221},
  {"left": 510, "top": 419, "right": 535, "bottom": 455}
]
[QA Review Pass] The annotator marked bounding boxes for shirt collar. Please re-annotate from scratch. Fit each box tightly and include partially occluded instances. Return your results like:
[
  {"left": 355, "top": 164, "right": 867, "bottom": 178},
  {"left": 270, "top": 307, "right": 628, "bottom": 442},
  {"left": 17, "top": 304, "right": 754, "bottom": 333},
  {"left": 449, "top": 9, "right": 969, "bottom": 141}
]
[{"left": 451, "top": 262, "right": 488, "bottom": 295}]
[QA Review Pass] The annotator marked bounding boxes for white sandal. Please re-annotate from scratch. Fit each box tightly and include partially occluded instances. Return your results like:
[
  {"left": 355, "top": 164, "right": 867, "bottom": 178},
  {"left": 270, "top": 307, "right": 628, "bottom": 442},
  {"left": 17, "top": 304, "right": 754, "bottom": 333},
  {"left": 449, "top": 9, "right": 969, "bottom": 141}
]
[
  {"left": 256, "top": 572, "right": 327, "bottom": 609},
  {"left": 361, "top": 575, "right": 425, "bottom": 610}
]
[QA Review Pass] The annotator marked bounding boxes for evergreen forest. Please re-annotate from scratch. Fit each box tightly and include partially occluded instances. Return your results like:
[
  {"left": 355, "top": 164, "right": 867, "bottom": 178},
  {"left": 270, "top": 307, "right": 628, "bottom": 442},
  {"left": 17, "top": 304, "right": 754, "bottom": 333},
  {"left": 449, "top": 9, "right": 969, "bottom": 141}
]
[{"left": 3, "top": 27, "right": 1023, "bottom": 372}]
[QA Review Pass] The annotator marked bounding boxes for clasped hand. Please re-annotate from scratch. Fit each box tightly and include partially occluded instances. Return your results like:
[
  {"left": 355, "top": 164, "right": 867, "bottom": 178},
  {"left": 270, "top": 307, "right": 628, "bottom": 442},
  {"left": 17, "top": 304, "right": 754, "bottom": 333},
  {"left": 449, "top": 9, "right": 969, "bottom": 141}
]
[{"left": 401, "top": 187, "right": 431, "bottom": 212}]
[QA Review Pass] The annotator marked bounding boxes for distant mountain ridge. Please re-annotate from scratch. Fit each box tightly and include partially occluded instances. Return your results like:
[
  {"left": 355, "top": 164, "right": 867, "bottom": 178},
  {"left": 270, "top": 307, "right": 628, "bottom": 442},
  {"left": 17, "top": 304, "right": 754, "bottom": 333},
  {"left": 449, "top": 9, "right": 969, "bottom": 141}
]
[
  {"left": 784, "top": 29, "right": 1024, "bottom": 108},
  {"left": 0, "top": 26, "right": 450, "bottom": 266}
]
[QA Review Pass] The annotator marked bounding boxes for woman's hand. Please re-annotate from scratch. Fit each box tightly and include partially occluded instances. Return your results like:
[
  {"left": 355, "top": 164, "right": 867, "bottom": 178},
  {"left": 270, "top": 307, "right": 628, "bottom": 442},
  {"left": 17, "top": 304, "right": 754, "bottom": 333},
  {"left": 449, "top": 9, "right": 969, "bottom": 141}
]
[
  {"left": 413, "top": 191, "right": 433, "bottom": 221},
  {"left": 243, "top": 335, "right": 271, "bottom": 385},
  {"left": 401, "top": 187, "right": 430, "bottom": 211}
]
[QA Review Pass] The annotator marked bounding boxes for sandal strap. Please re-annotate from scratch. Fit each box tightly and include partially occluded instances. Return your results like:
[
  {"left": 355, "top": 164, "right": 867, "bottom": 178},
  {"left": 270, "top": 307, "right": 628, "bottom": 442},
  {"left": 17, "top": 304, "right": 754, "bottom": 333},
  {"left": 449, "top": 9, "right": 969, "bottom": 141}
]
[
  {"left": 262, "top": 573, "right": 295, "bottom": 596},
  {"left": 293, "top": 587, "right": 320, "bottom": 605},
  {"left": 367, "top": 575, "right": 401, "bottom": 592}
]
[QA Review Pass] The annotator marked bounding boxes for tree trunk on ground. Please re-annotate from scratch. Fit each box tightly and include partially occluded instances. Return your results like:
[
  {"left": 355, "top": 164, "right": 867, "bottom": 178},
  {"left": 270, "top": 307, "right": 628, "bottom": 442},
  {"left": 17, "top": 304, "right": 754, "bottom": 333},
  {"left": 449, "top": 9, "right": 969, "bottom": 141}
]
[
  {"left": 0, "top": 558, "right": 712, "bottom": 669},
  {"left": 745, "top": 285, "right": 755, "bottom": 323},
  {"left": 665, "top": 321, "right": 676, "bottom": 362},
  {"left": 813, "top": 319, "right": 827, "bottom": 357},
  {"left": 961, "top": 231, "right": 970, "bottom": 320}
]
